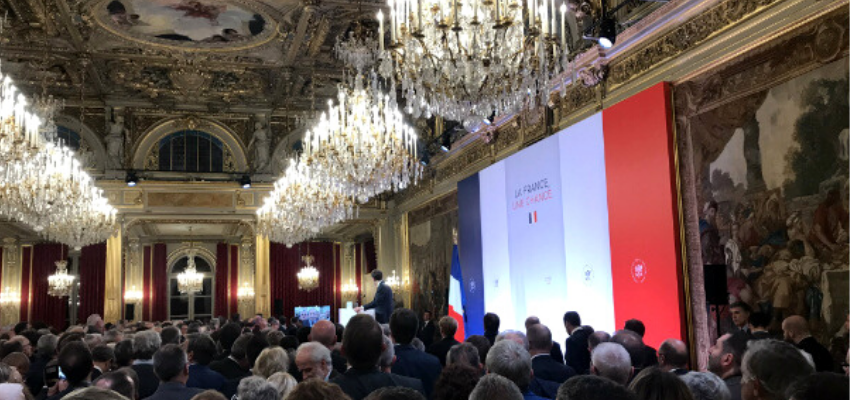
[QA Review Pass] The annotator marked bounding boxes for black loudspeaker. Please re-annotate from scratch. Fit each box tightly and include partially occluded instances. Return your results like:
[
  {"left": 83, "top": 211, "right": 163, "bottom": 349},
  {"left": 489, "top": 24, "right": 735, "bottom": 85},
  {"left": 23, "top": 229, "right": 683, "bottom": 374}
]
[
  {"left": 274, "top": 299, "right": 284, "bottom": 317},
  {"left": 125, "top": 304, "right": 135, "bottom": 321},
  {"left": 704, "top": 264, "right": 728, "bottom": 305}
]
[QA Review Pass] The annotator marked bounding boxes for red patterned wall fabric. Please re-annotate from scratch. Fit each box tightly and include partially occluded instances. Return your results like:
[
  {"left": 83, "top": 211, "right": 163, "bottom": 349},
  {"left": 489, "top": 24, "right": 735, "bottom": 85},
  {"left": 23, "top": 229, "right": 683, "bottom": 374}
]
[
  {"left": 269, "top": 242, "right": 337, "bottom": 321},
  {"left": 78, "top": 243, "right": 107, "bottom": 323}
]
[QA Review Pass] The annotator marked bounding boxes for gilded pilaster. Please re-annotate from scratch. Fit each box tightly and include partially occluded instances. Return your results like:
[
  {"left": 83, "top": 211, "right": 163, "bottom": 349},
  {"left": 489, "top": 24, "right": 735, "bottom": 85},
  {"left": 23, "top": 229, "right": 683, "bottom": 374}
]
[
  {"left": 0, "top": 238, "right": 21, "bottom": 327},
  {"left": 254, "top": 235, "right": 270, "bottom": 318},
  {"left": 104, "top": 230, "right": 123, "bottom": 323}
]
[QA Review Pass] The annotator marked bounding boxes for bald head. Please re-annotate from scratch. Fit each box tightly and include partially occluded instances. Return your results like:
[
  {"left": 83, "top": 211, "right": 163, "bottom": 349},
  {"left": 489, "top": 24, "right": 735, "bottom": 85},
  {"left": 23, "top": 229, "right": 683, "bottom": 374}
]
[
  {"left": 782, "top": 315, "right": 810, "bottom": 343},
  {"left": 658, "top": 339, "right": 688, "bottom": 371},
  {"left": 309, "top": 320, "right": 337, "bottom": 349},
  {"left": 588, "top": 331, "right": 611, "bottom": 352},
  {"left": 524, "top": 316, "right": 541, "bottom": 330},
  {"left": 611, "top": 330, "right": 644, "bottom": 368},
  {"left": 527, "top": 324, "right": 552, "bottom": 355}
]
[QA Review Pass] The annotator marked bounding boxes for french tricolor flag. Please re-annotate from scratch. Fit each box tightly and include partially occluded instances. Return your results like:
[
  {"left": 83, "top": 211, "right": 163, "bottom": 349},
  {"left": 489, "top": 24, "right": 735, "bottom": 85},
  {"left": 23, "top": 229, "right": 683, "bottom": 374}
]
[{"left": 448, "top": 244, "right": 465, "bottom": 341}]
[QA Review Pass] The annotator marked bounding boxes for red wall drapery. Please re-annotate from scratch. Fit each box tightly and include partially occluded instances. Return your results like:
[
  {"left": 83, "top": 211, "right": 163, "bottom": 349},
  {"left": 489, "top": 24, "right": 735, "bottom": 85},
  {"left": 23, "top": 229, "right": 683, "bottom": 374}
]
[
  {"left": 269, "top": 242, "right": 337, "bottom": 322},
  {"left": 143, "top": 246, "right": 152, "bottom": 321},
  {"left": 334, "top": 244, "right": 342, "bottom": 313},
  {"left": 229, "top": 245, "right": 239, "bottom": 317},
  {"left": 215, "top": 243, "right": 229, "bottom": 318},
  {"left": 78, "top": 243, "right": 107, "bottom": 322},
  {"left": 152, "top": 243, "right": 168, "bottom": 322},
  {"left": 364, "top": 240, "right": 377, "bottom": 273},
  {"left": 30, "top": 244, "right": 69, "bottom": 330},
  {"left": 19, "top": 247, "right": 31, "bottom": 322}
]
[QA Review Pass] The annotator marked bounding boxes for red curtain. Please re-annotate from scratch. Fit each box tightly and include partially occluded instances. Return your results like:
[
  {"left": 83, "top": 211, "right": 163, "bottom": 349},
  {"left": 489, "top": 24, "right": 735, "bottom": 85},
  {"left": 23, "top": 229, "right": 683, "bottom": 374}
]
[
  {"left": 78, "top": 243, "right": 107, "bottom": 322},
  {"left": 152, "top": 243, "right": 168, "bottom": 322},
  {"left": 269, "top": 242, "right": 337, "bottom": 322},
  {"left": 143, "top": 246, "right": 152, "bottom": 321},
  {"left": 364, "top": 240, "right": 377, "bottom": 273},
  {"left": 215, "top": 243, "right": 228, "bottom": 318},
  {"left": 334, "top": 244, "right": 342, "bottom": 313},
  {"left": 30, "top": 244, "right": 69, "bottom": 330},
  {"left": 19, "top": 247, "right": 31, "bottom": 322},
  {"left": 229, "top": 245, "right": 239, "bottom": 317}
]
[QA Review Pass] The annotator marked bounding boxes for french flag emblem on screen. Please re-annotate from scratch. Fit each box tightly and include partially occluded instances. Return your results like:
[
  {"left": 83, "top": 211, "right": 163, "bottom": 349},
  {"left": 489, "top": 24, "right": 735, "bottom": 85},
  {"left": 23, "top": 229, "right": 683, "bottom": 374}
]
[{"left": 528, "top": 211, "right": 538, "bottom": 224}]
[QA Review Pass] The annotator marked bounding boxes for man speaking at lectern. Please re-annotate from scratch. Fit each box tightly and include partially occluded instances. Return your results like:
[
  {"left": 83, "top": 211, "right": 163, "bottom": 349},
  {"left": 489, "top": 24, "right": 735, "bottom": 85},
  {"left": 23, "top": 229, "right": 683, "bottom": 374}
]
[{"left": 356, "top": 270, "right": 394, "bottom": 324}]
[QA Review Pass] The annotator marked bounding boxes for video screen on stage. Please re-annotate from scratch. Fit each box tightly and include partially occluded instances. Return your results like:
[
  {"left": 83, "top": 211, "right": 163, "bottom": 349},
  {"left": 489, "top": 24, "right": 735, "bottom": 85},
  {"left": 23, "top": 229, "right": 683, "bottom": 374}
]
[
  {"left": 294, "top": 306, "right": 331, "bottom": 327},
  {"left": 458, "top": 83, "right": 685, "bottom": 349}
]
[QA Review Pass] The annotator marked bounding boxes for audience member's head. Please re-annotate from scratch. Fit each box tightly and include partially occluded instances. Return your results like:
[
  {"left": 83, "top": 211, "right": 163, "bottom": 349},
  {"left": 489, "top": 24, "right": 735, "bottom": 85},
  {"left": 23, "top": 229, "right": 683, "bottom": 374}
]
[
  {"left": 784, "top": 372, "right": 849, "bottom": 400},
  {"left": 58, "top": 341, "right": 94, "bottom": 385},
  {"left": 1, "top": 353, "right": 29, "bottom": 377},
  {"left": 556, "top": 375, "right": 637, "bottom": 400},
  {"left": 266, "top": 330, "right": 285, "bottom": 347},
  {"left": 469, "top": 374, "right": 523, "bottom": 400},
  {"left": 781, "top": 316, "right": 810, "bottom": 344},
  {"left": 237, "top": 376, "right": 280, "bottom": 400},
  {"left": 483, "top": 313, "right": 501, "bottom": 334},
  {"left": 707, "top": 330, "right": 749, "bottom": 379},
  {"left": 389, "top": 309, "right": 419, "bottom": 345},
  {"left": 623, "top": 319, "right": 647, "bottom": 338},
  {"left": 280, "top": 335, "right": 299, "bottom": 352},
  {"left": 85, "top": 334, "right": 104, "bottom": 349},
  {"left": 103, "top": 329, "right": 123, "bottom": 345},
  {"left": 411, "top": 338, "right": 426, "bottom": 352},
  {"left": 230, "top": 334, "right": 252, "bottom": 364},
  {"left": 116, "top": 367, "right": 140, "bottom": 400},
  {"left": 253, "top": 346, "right": 289, "bottom": 379},
  {"left": 114, "top": 339, "right": 134, "bottom": 368},
  {"left": 8, "top": 336, "right": 32, "bottom": 358},
  {"left": 93, "top": 369, "right": 136, "bottom": 400},
  {"left": 527, "top": 324, "right": 553, "bottom": 355},
  {"left": 657, "top": 339, "right": 688, "bottom": 371},
  {"left": 433, "top": 364, "right": 481, "bottom": 400},
  {"left": 749, "top": 312, "right": 771, "bottom": 332},
  {"left": 465, "top": 335, "right": 491, "bottom": 365},
  {"left": 730, "top": 302, "right": 752, "bottom": 329},
  {"left": 218, "top": 323, "right": 242, "bottom": 355},
  {"left": 153, "top": 344, "right": 189, "bottom": 383},
  {"left": 187, "top": 334, "right": 216, "bottom": 366},
  {"left": 267, "top": 371, "right": 297, "bottom": 399},
  {"left": 611, "top": 330, "right": 645, "bottom": 368},
  {"left": 0, "top": 342, "right": 22, "bottom": 359},
  {"left": 308, "top": 320, "right": 337, "bottom": 349},
  {"left": 439, "top": 317, "right": 458, "bottom": 340},
  {"left": 296, "top": 327, "right": 311, "bottom": 345},
  {"left": 364, "top": 386, "right": 426, "bottom": 400},
  {"left": 524, "top": 316, "right": 541, "bottom": 330},
  {"left": 160, "top": 326, "right": 181, "bottom": 346},
  {"left": 447, "top": 343, "right": 481, "bottom": 369},
  {"left": 590, "top": 342, "right": 633, "bottom": 385},
  {"left": 36, "top": 334, "right": 58, "bottom": 358},
  {"left": 379, "top": 335, "right": 395, "bottom": 372},
  {"left": 740, "top": 339, "right": 814, "bottom": 400},
  {"left": 190, "top": 390, "right": 228, "bottom": 400},
  {"left": 342, "top": 314, "right": 385, "bottom": 369},
  {"left": 486, "top": 340, "right": 533, "bottom": 392},
  {"left": 247, "top": 333, "right": 270, "bottom": 368},
  {"left": 295, "top": 341, "right": 332, "bottom": 381},
  {"left": 680, "top": 371, "right": 730, "bottom": 400},
  {"left": 133, "top": 330, "right": 161, "bottom": 360},
  {"left": 495, "top": 330, "right": 529, "bottom": 350},
  {"left": 285, "top": 379, "right": 353, "bottom": 400},
  {"left": 62, "top": 386, "right": 130, "bottom": 400},
  {"left": 588, "top": 331, "right": 611, "bottom": 352},
  {"left": 563, "top": 312, "right": 581, "bottom": 333},
  {"left": 628, "top": 367, "right": 694, "bottom": 400},
  {"left": 91, "top": 345, "right": 114, "bottom": 371}
]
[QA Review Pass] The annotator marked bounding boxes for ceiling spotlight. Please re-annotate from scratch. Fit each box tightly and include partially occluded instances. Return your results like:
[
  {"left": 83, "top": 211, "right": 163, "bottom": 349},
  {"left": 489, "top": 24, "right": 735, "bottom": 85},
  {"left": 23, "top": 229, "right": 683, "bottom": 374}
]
[
  {"left": 440, "top": 134, "right": 451, "bottom": 153},
  {"left": 598, "top": 18, "right": 617, "bottom": 49},
  {"left": 240, "top": 174, "right": 252, "bottom": 189},
  {"left": 125, "top": 171, "right": 138, "bottom": 187}
]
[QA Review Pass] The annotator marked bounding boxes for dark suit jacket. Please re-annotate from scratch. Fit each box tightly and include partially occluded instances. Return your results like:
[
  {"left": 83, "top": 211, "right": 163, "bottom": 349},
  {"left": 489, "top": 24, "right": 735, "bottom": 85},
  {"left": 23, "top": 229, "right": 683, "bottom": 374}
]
[
  {"left": 45, "top": 382, "right": 90, "bottom": 400},
  {"left": 751, "top": 331, "right": 772, "bottom": 340},
  {"left": 143, "top": 382, "right": 203, "bottom": 400},
  {"left": 187, "top": 364, "right": 226, "bottom": 391},
  {"left": 550, "top": 342, "right": 564, "bottom": 364},
  {"left": 797, "top": 336, "right": 834, "bottom": 372},
  {"left": 132, "top": 363, "right": 160, "bottom": 399},
  {"left": 531, "top": 354, "right": 575, "bottom": 384},
  {"left": 565, "top": 328, "right": 591, "bottom": 374},
  {"left": 418, "top": 321, "right": 437, "bottom": 348},
  {"left": 641, "top": 345, "right": 659, "bottom": 368},
  {"left": 332, "top": 349, "right": 348, "bottom": 374},
  {"left": 363, "top": 281, "right": 394, "bottom": 323},
  {"left": 484, "top": 331, "right": 498, "bottom": 346},
  {"left": 427, "top": 337, "right": 460, "bottom": 367},
  {"left": 392, "top": 344, "right": 442, "bottom": 398},
  {"left": 27, "top": 354, "right": 51, "bottom": 396},
  {"left": 330, "top": 367, "right": 425, "bottom": 400},
  {"left": 90, "top": 367, "right": 103, "bottom": 381},
  {"left": 209, "top": 357, "right": 251, "bottom": 399}
]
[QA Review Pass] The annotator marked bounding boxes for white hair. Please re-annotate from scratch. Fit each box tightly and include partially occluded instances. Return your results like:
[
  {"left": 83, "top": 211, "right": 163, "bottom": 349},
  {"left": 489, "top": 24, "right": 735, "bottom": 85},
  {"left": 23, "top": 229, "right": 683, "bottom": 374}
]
[
  {"left": 470, "top": 374, "right": 523, "bottom": 400},
  {"left": 591, "top": 342, "right": 632, "bottom": 385},
  {"left": 741, "top": 339, "right": 814, "bottom": 399},
  {"left": 486, "top": 340, "right": 532, "bottom": 390},
  {"left": 680, "top": 371, "right": 730, "bottom": 400},
  {"left": 495, "top": 330, "right": 529, "bottom": 350},
  {"left": 379, "top": 335, "right": 395, "bottom": 369},
  {"left": 296, "top": 342, "right": 332, "bottom": 365}
]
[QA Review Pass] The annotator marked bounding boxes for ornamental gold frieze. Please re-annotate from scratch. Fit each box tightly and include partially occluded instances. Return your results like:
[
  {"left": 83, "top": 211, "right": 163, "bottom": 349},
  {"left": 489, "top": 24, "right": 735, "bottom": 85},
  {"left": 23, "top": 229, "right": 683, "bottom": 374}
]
[{"left": 607, "top": 0, "right": 780, "bottom": 89}]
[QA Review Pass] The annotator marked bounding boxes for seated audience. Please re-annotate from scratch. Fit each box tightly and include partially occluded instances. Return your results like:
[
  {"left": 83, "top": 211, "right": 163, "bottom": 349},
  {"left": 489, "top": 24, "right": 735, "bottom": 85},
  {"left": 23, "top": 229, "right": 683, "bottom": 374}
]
[
  {"left": 469, "top": 374, "right": 523, "bottom": 400},
  {"left": 556, "top": 375, "right": 637, "bottom": 400},
  {"left": 46, "top": 341, "right": 93, "bottom": 400},
  {"left": 465, "top": 335, "right": 491, "bottom": 366},
  {"left": 657, "top": 339, "right": 688, "bottom": 375},
  {"left": 707, "top": 330, "right": 750, "bottom": 400},
  {"left": 91, "top": 345, "right": 114, "bottom": 380},
  {"left": 285, "top": 379, "right": 352, "bottom": 400},
  {"left": 447, "top": 343, "right": 482, "bottom": 371},
  {"left": 679, "top": 371, "right": 730, "bottom": 400},
  {"left": 627, "top": 367, "right": 694, "bottom": 400},
  {"left": 364, "top": 386, "right": 427, "bottom": 400},
  {"left": 433, "top": 364, "right": 480, "bottom": 400},
  {"left": 527, "top": 323, "right": 575, "bottom": 384},
  {"left": 563, "top": 311, "right": 591, "bottom": 375},
  {"left": 740, "top": 339, "right": 814, "bottom": 400},
  {"left": 187, "top": 335, "right": 226, "bottom": 391},
  {"left": 131, "top": 330, "right": 161, "bottom": 399},
  {"left": 784, "top": 371, "right": 849, "bottom": 400},
  {"left": 389, "top": 308, "right": 441, "bottom": 397},
  {"left": 427, "top": 317, "right": 461, "bottom": 367},
  {"left": 485, "top": 339, "right": 546, "bottom": 399},
  {"left": 236, "top": 376, "right": 279, "bottom": 400},
  {"left": 93, "top": 369, "right": 136, "bottom": 400},
  {"left": 146, "top": 344, "right": 203, "bottom": 400},
  {"left": 331, "top": 314, "right": 424, "bottom": 400},
  {"left": 588, "top": 331, "right": 611, "bottom": 353},
  {"left": 782, "top": 315, "right": 833, "bottom": 372},
  {"left": 266, "top": 371, "right": 297, "bottom": 398},
  {"left": 590, "top": 342, "right": 632, "bottom": 386},
  {"left": 295, "top": 342, "right": 337, "bottom": 381}
]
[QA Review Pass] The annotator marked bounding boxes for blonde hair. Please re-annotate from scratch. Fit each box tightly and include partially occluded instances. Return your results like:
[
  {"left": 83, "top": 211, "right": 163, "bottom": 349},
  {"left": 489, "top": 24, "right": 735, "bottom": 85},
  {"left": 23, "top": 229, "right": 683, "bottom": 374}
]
[
  {"left": 267, "top": 372, "right": 297, "bottom": 399},
  {"left": 253, "top": 347, "right": 289, "bottom": 379}
]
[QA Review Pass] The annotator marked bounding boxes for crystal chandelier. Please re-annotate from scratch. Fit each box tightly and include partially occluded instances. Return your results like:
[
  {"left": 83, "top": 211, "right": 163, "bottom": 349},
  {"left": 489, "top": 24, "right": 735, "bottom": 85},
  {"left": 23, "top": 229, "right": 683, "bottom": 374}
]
[
  {"left": 342, "top": 279, "right": 360, "bottom": 294},
  {"left": 297, "top": 255, "right": 320, "bottom": 292},
  {"left": 385, "top": 269, "right": 407, "bottom": 289},
  {"left": 237, "top": 281, "right": 255, "bottom": 305},
  {"left": 0, "top": 287, "right": 19, "bottom": 310},
  {"left": 123, "top": 285, "right": 143, "bottom": 303},
  {"left": 177, "top": 250, "right": 204, "bottom": 295},
  {"left": 375, "top": 0, "right": 572, "bottom": 130},
  {"left": 48, "top": 260, "right": 75, "bottom": 298}
]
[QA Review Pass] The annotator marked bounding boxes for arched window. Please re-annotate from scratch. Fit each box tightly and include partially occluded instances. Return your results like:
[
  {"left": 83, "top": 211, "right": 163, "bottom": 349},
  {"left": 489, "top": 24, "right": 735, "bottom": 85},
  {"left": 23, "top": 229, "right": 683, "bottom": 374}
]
[
  {"left": 169, "top": 256, "right": 214, "bottom": 320},
  {"left": 158, "top": 130, "right": 225, "bottom": 172},
  {"left": 57, "top": 126, "right": 82, "bottom": 150}
]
